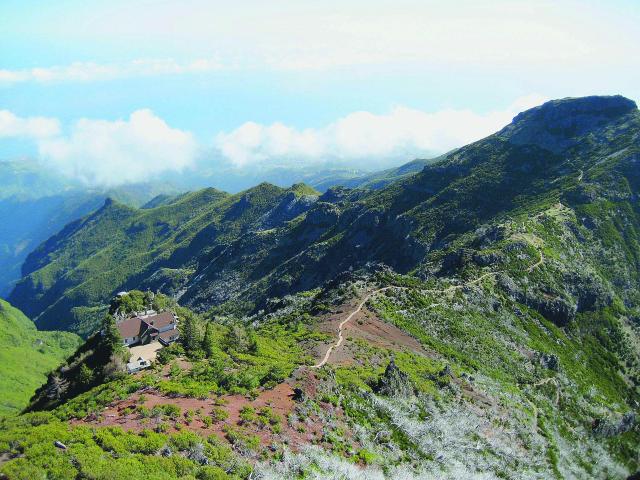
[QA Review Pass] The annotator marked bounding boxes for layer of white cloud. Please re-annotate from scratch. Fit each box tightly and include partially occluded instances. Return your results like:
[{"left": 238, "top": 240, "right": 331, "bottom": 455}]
[
  {"left": 0, "top": 58, "right": 226, "bottom": 84},
  {"left": 1, "top": 95, "right": 549, "bottom": 186},
  {"left": 215, "top": 94, "right": 548, "bottom": 168},
  {"left": 38, "top": 110, "right": 197, "bottom": 185},
  {"left": 0, "top": 110, "right": 60, "bottom": 139}
]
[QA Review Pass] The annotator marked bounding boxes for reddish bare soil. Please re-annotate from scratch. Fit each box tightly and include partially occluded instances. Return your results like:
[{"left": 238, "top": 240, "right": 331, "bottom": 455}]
[
  {"left": 74, "top": 292, "right": 432, "bottom": 455},
  {"left": 72, "top": 373, "right": 346, "bottom": 453},
  {"left": 313, "top": 298, "right": 431, "bottom": 366}
]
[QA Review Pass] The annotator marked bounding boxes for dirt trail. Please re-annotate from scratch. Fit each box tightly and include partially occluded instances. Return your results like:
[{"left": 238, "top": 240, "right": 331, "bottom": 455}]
[
  {"left": 427, "top": 271, "right": 499, "bottom": 295},
  {"left": 311, "top": 234, "right": 547, "bottom": 368},
  {"left": 527, "top": 249, "right": 545, "bottom": 272},
  {"left": 311, "top": 271, "right": 500, "bottom": 368},
  {"left": 311, "top": 286, "right": 395, "bottom": 368},
  {"left": 533, "top": 377, "right": 560, "bottom": 405}
]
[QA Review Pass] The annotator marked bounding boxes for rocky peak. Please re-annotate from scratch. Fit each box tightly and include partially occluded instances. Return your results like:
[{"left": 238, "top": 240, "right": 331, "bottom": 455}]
[
  {"left": 259, "top": 190, "right": 318, "bottom": 229},
  {"left": 498, "top": 95, "right": 638, "bottom": 152},
  {"left": 373, "top": 358, "right": 414, "bottom": 398}
]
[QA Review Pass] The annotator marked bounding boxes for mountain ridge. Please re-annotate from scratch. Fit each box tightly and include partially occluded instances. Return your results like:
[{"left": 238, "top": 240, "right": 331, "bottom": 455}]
[
  {"left": 1, "top": 95, "right": 639, "bottom": 478},
  {"left": 9, "top": 95, "right": 640, "bottom": 335}
]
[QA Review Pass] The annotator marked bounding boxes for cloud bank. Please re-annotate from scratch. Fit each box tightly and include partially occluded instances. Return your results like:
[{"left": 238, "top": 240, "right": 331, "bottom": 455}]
[
  {"left": 215, "top": 95, "right": 547, "bottom": 168},
  {"left": 3, "top": 1, "right": 636, "bottom": 79},
  {"left": 38, "top": 110, "right": 197, "bottom": 185},
  {"left": 0, "top": 110, "right": 60, "bottom": 139},
  {"left": 1, "top": 95, "right": 547, "bottom": 186}
]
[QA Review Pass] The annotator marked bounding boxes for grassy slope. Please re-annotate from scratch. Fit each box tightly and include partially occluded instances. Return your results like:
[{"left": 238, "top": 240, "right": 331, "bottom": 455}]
[
  {"left": 0, "top": 299, "right": 81, "bottom": 415},
  {"left": 8, "top": 183, "right": 320, "bottom": 335}
]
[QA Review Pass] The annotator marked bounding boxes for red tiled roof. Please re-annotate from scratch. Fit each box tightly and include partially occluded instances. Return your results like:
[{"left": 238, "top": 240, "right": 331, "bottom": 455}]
[
  {"left": 117, "top": 317, "right": 146, "bottom": 338},
  {"left": 158, "top": 329, "right": 179, "bottom": 341},
  {"left": 139, "top": 311, "right": 176, "bottom": 330}
]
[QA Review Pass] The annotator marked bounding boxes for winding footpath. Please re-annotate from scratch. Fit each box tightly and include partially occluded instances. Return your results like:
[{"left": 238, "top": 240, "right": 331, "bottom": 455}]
[
  {"left": 311, "top": 270, "right": 502, "bottom": 369},
  {"left": 311, "top": 286, "right": 395, "bottom": 368},
  {"left": 527, "top": 248, "right": 545, "bottom": 272},
  {"left": 311, "top": 238, "right": 546, "bottom": 369},
  {"left": 309, "top": 236, "right": 560, "bottom": 440}
]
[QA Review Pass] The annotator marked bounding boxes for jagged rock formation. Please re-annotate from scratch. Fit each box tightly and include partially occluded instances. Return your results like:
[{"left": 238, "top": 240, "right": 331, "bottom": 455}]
[
  {"left": 593, "top": 412, "right": 636, "bottom": 437},
  {"left": 373, "top": 359, "right": 414, "bottom": 398}
]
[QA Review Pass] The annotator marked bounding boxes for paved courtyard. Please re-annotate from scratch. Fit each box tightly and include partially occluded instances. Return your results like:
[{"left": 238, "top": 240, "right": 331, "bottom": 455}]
[{"left": 129, "top": 341, "right": 163, "bottom": 362}]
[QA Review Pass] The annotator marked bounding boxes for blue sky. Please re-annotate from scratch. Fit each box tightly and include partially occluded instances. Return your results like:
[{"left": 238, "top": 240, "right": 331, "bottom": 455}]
[{"left": 1, "top": 0, "right": 639, "bottom": 185}]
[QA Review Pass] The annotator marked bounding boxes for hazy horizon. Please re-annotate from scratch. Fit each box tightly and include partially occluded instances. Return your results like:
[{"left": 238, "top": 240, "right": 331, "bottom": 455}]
[{"left": 1, "top": 0, "right": 639, "bottom": 187}]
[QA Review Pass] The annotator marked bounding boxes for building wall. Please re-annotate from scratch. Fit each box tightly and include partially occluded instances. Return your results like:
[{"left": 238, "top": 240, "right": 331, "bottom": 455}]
[{"left": 157, "top": 322, "right": 176, "bottom": 333}]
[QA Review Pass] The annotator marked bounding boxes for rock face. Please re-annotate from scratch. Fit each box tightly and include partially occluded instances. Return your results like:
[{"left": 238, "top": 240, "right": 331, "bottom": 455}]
[
  {"left": 260, "top": 191, "right": 318, "bottom": 229},
  {"left": 305, "top": 202, "right": 341, "bottom": 227},
  {"left": 592, "top": 412, "right": 636, "bottom": 437},
  {"left": 497, "top": 274, "right": 578, "bottom": 327},
  {"left": 537, "top": 353, "right": 560, "bottom": 371},
  {"left": 498, "top": 95, "right": 637, "bottom": 153},
  {"left": 533, "top": 297, "right": 577, "bottom": 327},
  {"left": 498, "top": 274, "right": 577, "bottom": 327},
  {"left": 472, "top": 251, "right": 504, "bottom": 267},
  {"left": 440, "top": 249, "right": 474, "bottom": 273},
  {"left": 373, "top": 359, "right": 414, "bottom": 398}
]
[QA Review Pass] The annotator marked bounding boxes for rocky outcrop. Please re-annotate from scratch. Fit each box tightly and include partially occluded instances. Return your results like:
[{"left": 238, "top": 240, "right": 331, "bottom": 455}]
[
  {"left": 260, "top": 192, "right": 318, "bottom": 229},
  {"left": 534, "top": 297, "right": 577, "bottom": 327},
  {"left": 498, "top": 274, "right": 577, "bottom": 326},
  {"left": 373, "top": 359, "right": 414, "bottom": 398},
  {"left": 440, "top": 248, "right": 474, "bottom": 273},
  {"left": 472, "top": 251, "right": 505, "bottom": 267},
  {"left": 592, "top": 412, "right": 636, "bottom": 437},
  {"left": 319, "top": 186, "right": 352, "bottom": 204},
  {"left": 498, "top": 95, "right": 637, "bottom": 153},
  {"left": 473, "top": 225, "right": 508, "bottom": 247},
  {"left": 292, "top": 387, "right": 306, "bottom": 402},
  {"left": 305, "top": 202, "right": 341, "bottom": 227},
  {"left": 564, "top": 271, "right": 614, "bottom": 312},
  {"left": 536, "top": 352, "right": 560, "bottom": 371}
]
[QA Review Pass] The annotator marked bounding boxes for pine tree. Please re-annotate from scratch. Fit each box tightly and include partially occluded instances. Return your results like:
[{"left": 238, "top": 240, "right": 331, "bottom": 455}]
[
  {"left": 202, "top": 322, "right": 215, "bottom": 358},
  {"left": 45, "top": 373, "right": 69, "bottom": 401},
  {"left": 181, "top": 314, "right": 200, "bottom": 354},
  {"left": 224, "top": 325, "right": 257, "bottom": 354},
  {"left": 77, "top": 364, "right": 94, "bottom": 386},
  {"left": 144, "top": 290, "right": 155, "bottom": 310},
  {"left": 101, "top": 314, "right": 123, "bottom": 352}
]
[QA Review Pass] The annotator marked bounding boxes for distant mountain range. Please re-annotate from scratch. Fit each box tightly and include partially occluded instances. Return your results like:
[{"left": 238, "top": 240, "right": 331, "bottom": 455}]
[
  {"left": 0, "top": 156, "right": 430, "bottom": 297},
  {"left": 9, "top": 95, "right": 640, "bottom": 336},
  {"left": 0, "top": 160, "right": 184, "bottom": 296},
  {"left": 1, "top": 95, "right": 639, "bottom": 478}
]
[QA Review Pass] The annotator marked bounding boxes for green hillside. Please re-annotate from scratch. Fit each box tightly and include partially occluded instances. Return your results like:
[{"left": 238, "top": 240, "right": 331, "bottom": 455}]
[
  {"left": 1, "top": 96, "right": 639, "bottom": 478},
  {"left": 0, "top": 299, "right": 81, "bottom": 414},
  {"left": 0, "top": 159, "right": 182, "bottom": 297},
  {"left": 9, "top": 183, "right": 319, "bottom": 335},
  {"left": 10, "top": 96, "right": 640, "bottom": 338}
]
